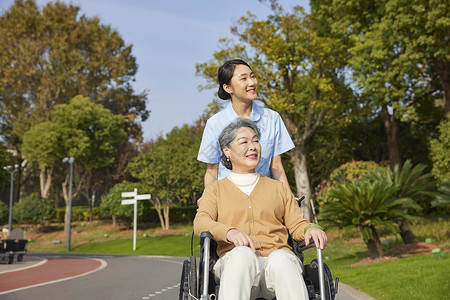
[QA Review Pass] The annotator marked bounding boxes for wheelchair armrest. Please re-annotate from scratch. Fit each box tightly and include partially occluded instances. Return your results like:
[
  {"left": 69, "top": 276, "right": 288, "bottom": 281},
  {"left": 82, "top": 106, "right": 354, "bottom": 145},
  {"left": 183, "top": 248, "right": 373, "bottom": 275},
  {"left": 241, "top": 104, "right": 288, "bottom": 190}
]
[{"left": 293, "top": 238, "right": 316, "bottom": 252}]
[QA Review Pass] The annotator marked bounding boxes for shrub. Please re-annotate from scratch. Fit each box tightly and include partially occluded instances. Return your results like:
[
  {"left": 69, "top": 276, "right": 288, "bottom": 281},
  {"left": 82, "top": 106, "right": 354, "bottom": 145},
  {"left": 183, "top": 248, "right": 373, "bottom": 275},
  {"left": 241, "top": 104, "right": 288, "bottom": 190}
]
[
  {"left": 430, "top": 116, "right": 450, "bottom": 184},
  {"left": 55, "top": 206, "right": 101, "bottom": 223},
  {"left": 13, "top": 193, "right": 55, "bottom": 225},
  {"left": 0, "top": 201, "right": 8, "bottom": 225},
  {"left": 316, "top": 160, "right": 379, "bottom": 207}
]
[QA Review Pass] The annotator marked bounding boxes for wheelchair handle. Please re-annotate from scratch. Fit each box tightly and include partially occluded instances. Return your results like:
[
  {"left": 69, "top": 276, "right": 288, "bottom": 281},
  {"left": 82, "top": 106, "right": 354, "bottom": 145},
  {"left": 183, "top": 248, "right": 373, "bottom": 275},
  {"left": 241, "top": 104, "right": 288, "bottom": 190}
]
[
  {"left": 200, "top": 231, "right": 211, "bottom": 299},
  {"left": 200, "top": 231, "right": 212, "bottom": 246},
  {"left": 295, "top": 238, "right": 317, "bottom": 252}
]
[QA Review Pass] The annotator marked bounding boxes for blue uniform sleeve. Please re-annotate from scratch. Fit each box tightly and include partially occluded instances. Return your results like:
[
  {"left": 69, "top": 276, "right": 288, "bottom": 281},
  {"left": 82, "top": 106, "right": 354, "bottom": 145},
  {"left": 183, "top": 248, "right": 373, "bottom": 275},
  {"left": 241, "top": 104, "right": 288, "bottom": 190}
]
[
  {"left": 273, "top": 112, "right": 295, "bottom": 157},
  {"left": 197, "top": 119, "right": 221, "bottom": 164}
]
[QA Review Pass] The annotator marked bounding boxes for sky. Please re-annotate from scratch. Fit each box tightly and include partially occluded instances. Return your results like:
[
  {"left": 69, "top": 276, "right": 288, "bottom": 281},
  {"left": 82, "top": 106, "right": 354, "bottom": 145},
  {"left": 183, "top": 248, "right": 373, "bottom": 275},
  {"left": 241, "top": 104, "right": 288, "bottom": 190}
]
[{"left": 1, "top": 0, "right": 309, "bottom": 141}]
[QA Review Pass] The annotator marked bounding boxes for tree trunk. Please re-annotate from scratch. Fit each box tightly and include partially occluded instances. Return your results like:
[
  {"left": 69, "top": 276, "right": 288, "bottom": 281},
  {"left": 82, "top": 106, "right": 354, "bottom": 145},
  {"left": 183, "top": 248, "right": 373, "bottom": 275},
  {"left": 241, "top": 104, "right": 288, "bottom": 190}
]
[
  {"left": 433, "top": 57, "right": 450, "bottom": 115},
  {"left": 163, "top": 199, "right": 170, "bottom": 230},
  {"left": 112, "top": 214, "right": 117, "bottom": 226},
  {"left": 381, "top": 104, "right": 401, "bottom": 167},
  {"left": 397, "top": 219, "right": 418, "bottom": 244},
  {"left": 288, "top": 146, "right": 313, "bottom": 222},
  {"left": 152, "top": 197, "right": 167, "bottom": 230},
  {"left": 39, "top": 167, "right": 53, "bottom": 198},
  {"left": 364, "top": 225, "right": 384, "bottom": 259}
]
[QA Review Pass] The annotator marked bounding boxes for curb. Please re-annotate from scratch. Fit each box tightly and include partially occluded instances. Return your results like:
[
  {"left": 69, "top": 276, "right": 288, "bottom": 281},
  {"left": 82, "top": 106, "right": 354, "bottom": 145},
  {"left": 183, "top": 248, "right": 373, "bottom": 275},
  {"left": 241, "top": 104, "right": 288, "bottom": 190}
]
[{"left": 339, "top": 282, "right": 377, "bottom": 300}]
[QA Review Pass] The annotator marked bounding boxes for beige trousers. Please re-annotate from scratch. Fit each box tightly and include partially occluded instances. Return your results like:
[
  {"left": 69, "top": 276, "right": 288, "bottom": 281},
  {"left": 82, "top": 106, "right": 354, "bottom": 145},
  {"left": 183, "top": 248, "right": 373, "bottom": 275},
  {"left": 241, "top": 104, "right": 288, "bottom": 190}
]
[{"left": 213, "top": 246, "right": 309, "bottom": 300}]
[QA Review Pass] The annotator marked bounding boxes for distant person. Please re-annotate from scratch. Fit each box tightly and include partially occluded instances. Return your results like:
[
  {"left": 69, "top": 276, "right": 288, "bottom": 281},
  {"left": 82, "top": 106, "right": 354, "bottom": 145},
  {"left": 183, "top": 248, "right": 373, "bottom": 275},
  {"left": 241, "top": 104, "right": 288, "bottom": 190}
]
[
  {"left": 198, "top": 59, "right": 294, "bottom": 189},
  {"left": 194, "top": 119, "right": 326, "bottom": 300}
]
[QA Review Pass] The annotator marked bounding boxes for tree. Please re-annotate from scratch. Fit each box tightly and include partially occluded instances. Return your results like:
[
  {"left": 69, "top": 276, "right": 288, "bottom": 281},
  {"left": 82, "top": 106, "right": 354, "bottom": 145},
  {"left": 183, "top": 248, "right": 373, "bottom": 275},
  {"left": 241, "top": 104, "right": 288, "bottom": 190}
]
[
  {"left": 13, "top": 193, "right": 55, "bottom": 226},
  {"left": 320, "top": 180, "right": 420, "bottom": 258},
  {"left": 0, "top": 201, "right": 8, "bottom": 225},
  {"left": 22, "top": 95, "right": 127, "bottom": 234},
  {"left": 129, "top": 125, "right": 204, "bottom": 229},
  {"left": 311, "top": 0, "right": 447, "bottom": 167},
  {"left": 196, "top": 2, "right": 353, "bottom": 221},
  {"left": 100, "top": 181, "right": 147, "bottom": 228},
  {"left": 363, "top": 160, "right": 436, "bottom": 244},
  {"left": 430, "top": 116, "right": 450, "bottom": 184},
  {"left": 0, "top": 0, "right": 149, "bottom": 206}
]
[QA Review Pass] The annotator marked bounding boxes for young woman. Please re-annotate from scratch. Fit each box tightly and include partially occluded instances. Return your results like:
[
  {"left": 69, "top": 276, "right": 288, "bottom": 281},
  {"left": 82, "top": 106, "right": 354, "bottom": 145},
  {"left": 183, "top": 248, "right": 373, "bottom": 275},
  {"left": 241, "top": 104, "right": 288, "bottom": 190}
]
[
  {"left": 197, "top": 59, "right": 295, "bottom": 188},
  {"left": 194, "top": 119, "right": 326, "bottom": 300}
]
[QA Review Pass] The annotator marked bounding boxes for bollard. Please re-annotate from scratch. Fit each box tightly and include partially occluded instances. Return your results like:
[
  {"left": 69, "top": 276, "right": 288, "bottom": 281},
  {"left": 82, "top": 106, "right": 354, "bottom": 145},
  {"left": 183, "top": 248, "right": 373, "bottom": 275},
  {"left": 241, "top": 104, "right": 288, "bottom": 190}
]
[{"left": 432, "top": 248, "right": 443, "bottom": 259}]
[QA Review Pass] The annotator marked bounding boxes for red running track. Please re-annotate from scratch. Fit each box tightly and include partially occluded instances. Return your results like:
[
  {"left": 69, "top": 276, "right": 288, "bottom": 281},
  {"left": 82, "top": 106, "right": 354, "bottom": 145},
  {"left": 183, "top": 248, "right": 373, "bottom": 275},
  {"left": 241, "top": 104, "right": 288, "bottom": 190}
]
[{"left": 0, "top": 257, "right": 105, "bottom": 294}]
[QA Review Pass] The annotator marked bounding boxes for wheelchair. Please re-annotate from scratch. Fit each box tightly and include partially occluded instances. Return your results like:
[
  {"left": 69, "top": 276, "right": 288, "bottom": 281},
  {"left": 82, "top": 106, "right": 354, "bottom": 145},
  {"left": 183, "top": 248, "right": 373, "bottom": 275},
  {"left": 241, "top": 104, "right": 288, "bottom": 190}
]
[{"left": 179, "top": 231, "right": 339, "bottom": 300}]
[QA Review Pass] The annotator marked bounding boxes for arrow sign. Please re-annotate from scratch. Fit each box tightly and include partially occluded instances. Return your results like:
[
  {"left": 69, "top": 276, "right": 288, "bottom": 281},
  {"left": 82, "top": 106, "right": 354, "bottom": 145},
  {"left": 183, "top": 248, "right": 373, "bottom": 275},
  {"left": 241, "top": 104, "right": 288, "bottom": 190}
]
[
  {"left": 120, "top": 188, "right": 151, "bottom": 251},
  {"left": 121, "top": 199, "right": 135, "bottom": 205},
  {"left": 136, "top": 194, "right": 151, "bottom": 200},
  {"left": 121, "top": 191, "right": 137, "bottom": 198}
]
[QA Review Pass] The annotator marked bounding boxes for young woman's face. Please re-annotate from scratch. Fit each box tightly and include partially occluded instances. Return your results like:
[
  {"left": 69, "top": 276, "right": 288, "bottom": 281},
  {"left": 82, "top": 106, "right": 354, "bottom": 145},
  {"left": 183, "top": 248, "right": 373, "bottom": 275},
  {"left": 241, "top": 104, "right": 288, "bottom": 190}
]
[
  {"left": 223, "top": 64, "right": 258, "bottom": 102},
  {"left": 223, "top": 126, "right": 261, "bottom": 174}
]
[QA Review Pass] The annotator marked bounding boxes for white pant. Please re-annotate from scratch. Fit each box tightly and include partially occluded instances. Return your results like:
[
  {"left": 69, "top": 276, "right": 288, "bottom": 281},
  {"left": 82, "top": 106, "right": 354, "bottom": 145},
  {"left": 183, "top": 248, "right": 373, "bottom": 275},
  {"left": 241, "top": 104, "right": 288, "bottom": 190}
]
[{"left": 213, "top": 246, "right": 309, "bottom": 300}]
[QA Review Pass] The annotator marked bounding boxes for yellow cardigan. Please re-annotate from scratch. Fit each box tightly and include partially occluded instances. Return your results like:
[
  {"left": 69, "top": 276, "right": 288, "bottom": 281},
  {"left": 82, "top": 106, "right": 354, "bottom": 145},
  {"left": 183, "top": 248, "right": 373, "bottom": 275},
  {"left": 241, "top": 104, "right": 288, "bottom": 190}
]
[{"left": 194, "top": 175, "right": 312, "bottom": 258}]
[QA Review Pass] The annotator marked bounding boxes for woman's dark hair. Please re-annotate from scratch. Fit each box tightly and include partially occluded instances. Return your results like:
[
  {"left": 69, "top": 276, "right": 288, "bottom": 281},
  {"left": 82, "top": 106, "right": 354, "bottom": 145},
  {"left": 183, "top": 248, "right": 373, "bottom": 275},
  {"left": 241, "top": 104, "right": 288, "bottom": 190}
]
[
  {"left": 218, "top": 118, "right": 261, "bottom": 170},
  {"left": 217, "top": 59, "right": 252, "bottom": 100}
]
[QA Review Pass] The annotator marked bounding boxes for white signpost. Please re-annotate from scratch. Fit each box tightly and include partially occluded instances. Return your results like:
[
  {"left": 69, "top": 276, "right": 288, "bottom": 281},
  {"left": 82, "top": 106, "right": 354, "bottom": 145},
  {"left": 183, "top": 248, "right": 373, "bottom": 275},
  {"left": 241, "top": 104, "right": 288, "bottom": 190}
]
[{"left": 121, "top": 188, "right": 151, "bottom": 251}]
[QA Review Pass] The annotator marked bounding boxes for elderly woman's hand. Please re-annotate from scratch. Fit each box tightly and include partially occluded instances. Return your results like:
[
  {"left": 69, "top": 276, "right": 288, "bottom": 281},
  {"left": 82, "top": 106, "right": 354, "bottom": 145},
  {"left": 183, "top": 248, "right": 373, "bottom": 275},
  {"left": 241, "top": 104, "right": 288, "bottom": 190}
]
[
  {"left": 226, "top": 229, "right": 256, "bottom": 252},
  {"left": 304, "top": 227, "right": 327, "bottom": 250}
]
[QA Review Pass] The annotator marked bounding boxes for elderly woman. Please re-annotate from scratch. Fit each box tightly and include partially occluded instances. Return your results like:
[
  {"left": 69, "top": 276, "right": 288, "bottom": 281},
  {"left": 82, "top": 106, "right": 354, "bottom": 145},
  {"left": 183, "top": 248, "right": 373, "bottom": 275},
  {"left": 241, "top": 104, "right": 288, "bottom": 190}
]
[{"left": 194, "top": 119, "right": 327, "bottom": 300}]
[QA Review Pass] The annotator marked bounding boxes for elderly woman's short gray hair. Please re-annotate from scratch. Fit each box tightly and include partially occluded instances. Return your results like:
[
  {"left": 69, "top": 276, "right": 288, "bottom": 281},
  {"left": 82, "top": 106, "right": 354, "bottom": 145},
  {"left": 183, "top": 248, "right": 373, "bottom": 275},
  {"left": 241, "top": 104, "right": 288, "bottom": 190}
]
[{"left": 219, "top": 118, "right": 261, "bottom": 170}]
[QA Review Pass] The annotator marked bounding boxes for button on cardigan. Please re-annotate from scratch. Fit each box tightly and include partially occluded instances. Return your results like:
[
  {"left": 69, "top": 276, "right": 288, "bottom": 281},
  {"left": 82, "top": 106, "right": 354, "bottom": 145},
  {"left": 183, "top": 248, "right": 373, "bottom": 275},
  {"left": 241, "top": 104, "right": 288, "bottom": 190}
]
[{"left": 194, "top": 175, "right": 312, "bottom": 258}]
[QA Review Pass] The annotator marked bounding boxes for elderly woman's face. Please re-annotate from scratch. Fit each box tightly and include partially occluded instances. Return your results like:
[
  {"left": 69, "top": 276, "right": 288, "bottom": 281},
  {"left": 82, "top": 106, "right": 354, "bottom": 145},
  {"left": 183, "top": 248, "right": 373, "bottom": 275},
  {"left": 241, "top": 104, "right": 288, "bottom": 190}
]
[{"left": 223, "top": 126, "right": 261, "bottom": 173}]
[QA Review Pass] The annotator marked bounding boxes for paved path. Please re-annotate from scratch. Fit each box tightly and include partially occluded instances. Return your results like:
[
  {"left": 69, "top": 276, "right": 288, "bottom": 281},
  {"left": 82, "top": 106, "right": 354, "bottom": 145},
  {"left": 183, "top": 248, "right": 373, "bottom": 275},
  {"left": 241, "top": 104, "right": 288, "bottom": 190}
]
[{"left": 0, "top": 253, "right": 376, "bottom": 300}]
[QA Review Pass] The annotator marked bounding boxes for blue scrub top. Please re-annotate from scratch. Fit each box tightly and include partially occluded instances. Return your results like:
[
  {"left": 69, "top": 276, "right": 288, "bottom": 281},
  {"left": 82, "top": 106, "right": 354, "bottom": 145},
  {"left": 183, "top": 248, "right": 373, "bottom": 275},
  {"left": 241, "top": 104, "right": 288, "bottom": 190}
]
[{"left": 197, "top": 101, "right": 295, "bottom": 179}]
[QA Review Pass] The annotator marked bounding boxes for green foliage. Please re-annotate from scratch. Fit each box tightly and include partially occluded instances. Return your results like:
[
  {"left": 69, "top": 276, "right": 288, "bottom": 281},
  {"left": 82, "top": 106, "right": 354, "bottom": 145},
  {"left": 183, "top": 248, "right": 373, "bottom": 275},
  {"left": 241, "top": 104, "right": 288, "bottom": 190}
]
[
  {"left": 430, "top": 116, "right": 450, "bottom": 184},
  {"left": 100, "top": 181, "right": 148, "bottom": 225},
  {"left": 0, "top": 201, "right": 8, "bottom": 225},
  {"left": 0, "top": 0, "right": 148, "bottom": 146},
  {"left": 316, "top": 161, "right": 379, "bottom": 207},
  {"left": 321, "top": 181, "right": 418, "bottom": 235},
  {"left": 13, "top": 193, "right": 55, "bottom": 225},
  {"left": 144, "top": 206, "right": 197, "bottom": 225},
  {"left": 0, "top": 146, "right": 12, "bottom": 188},
  {"left": 22, "top": 95, "right": 127, "bottom": 169},
  {"left": 313, "top": 0, "right": 446, "bottom": 119},
  {"left": 432, "top": 181, "right": 450, "bottom": 211},
  {"left": 320, "top": 179, "right": 421, "bottom": 257},
  {"left": 129, "top": 124, "right": 204, "bottom": 204},
  {"left": 55, "top": 206, "right": 101, "bottom": 223},
  {"left": 363, "top": 160, "right": 436, "bottom": 213}
]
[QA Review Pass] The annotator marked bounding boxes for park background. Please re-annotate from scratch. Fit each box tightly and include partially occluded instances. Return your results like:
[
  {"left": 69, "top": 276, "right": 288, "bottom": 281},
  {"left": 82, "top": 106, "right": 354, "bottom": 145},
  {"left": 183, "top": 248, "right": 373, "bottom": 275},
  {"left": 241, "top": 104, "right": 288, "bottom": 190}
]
[{"left": 0, "top": 0, "right": 449, "bottom": 299}]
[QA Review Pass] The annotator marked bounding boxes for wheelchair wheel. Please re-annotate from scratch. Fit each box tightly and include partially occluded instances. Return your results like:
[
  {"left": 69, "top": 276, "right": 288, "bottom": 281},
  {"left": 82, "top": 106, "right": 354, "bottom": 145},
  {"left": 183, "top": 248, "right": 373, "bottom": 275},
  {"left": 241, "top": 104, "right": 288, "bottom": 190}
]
[
  {"left": 189, "top": 256, "right": 198, "bottom": 298},
  {"left": 179, "top": 260, "right": 190, "bottom": 300},
  {"left": 309, "top": 259, "right": 334, "bottom": 300}
]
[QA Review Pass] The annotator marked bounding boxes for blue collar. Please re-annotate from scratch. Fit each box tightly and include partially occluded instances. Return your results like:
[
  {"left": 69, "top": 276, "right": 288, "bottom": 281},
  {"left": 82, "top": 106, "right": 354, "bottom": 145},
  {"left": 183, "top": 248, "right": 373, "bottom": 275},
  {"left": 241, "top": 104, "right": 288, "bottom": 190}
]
[{"left": 225, "top": 101, "right": 263, "bottom": 123}]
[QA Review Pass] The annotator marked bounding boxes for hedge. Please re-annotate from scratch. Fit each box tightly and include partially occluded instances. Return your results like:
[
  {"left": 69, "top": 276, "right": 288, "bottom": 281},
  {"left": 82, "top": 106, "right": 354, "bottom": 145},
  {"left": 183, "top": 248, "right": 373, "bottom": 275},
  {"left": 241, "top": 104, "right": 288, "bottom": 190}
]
[{"left": 54, "top": 205, "right": 197, "bottom": 224}]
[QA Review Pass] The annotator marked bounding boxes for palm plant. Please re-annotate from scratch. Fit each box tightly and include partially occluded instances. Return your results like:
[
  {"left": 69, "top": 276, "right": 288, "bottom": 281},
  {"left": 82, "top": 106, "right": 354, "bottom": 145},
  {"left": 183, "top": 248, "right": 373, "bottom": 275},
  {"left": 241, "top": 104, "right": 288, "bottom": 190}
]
[
  {"left": 363, "top": 160, "right": 436, "bottom": 244},
  {"left": 320, "top": 180, "right": 420, "bottom": 259},
  {"left": 432, "top": 181, "right": 450, "bottom": 209}
]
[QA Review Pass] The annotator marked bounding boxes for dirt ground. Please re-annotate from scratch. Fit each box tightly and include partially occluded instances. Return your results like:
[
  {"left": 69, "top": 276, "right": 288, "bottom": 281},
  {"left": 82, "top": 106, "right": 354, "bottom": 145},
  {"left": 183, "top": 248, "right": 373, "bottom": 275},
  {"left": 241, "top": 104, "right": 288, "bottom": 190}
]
[{"left": 351, "top": 242, "right": 440, "bottom": 266}]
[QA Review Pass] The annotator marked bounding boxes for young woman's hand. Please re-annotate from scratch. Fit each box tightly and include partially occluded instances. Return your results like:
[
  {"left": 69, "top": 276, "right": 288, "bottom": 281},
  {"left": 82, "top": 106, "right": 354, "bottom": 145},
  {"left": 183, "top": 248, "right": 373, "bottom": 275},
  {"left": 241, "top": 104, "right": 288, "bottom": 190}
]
[{"left": 226, "top": 229, "right": 256, "bottom": 252}]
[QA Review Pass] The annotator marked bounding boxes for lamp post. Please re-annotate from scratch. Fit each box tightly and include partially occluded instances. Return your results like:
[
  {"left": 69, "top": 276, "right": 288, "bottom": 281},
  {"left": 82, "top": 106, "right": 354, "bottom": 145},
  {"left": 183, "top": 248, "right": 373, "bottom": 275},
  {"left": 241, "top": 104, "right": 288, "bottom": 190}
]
[
  {"left": 62, "top": 157, "right": 74, "bottom": 251},
  {"left": 3, "top": 164, "right": 19, "bottom": 232}
]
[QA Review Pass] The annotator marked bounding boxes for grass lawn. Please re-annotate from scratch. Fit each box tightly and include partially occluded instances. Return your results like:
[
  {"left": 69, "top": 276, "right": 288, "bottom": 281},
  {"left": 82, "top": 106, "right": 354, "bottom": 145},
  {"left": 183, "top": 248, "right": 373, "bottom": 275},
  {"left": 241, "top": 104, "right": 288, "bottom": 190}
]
[{"left": 16, "top": 217, "right": 450, "bottom": 299}]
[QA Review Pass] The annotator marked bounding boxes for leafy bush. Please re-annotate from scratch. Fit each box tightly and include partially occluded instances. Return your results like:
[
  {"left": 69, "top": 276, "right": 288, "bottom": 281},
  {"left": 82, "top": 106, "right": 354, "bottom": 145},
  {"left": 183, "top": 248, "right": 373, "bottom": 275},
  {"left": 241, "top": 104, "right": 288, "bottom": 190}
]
[
  {"left": 100, "top": 181, "right": 149, "bottom": 227},
  {"left": 13, "top": 193, "right": 55, "bottom": 225},
  {"left": 430, "top": 116, "right": 450, "bottom": 184},
  {"left": 55, "top": 206, "right": 101, "bottom": 223},
  {"left": 316, "top": 160, "right": 379, "bottom": 207},
  {"left": 0, "top": 201, "right": 8, "bottom": 225}
]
